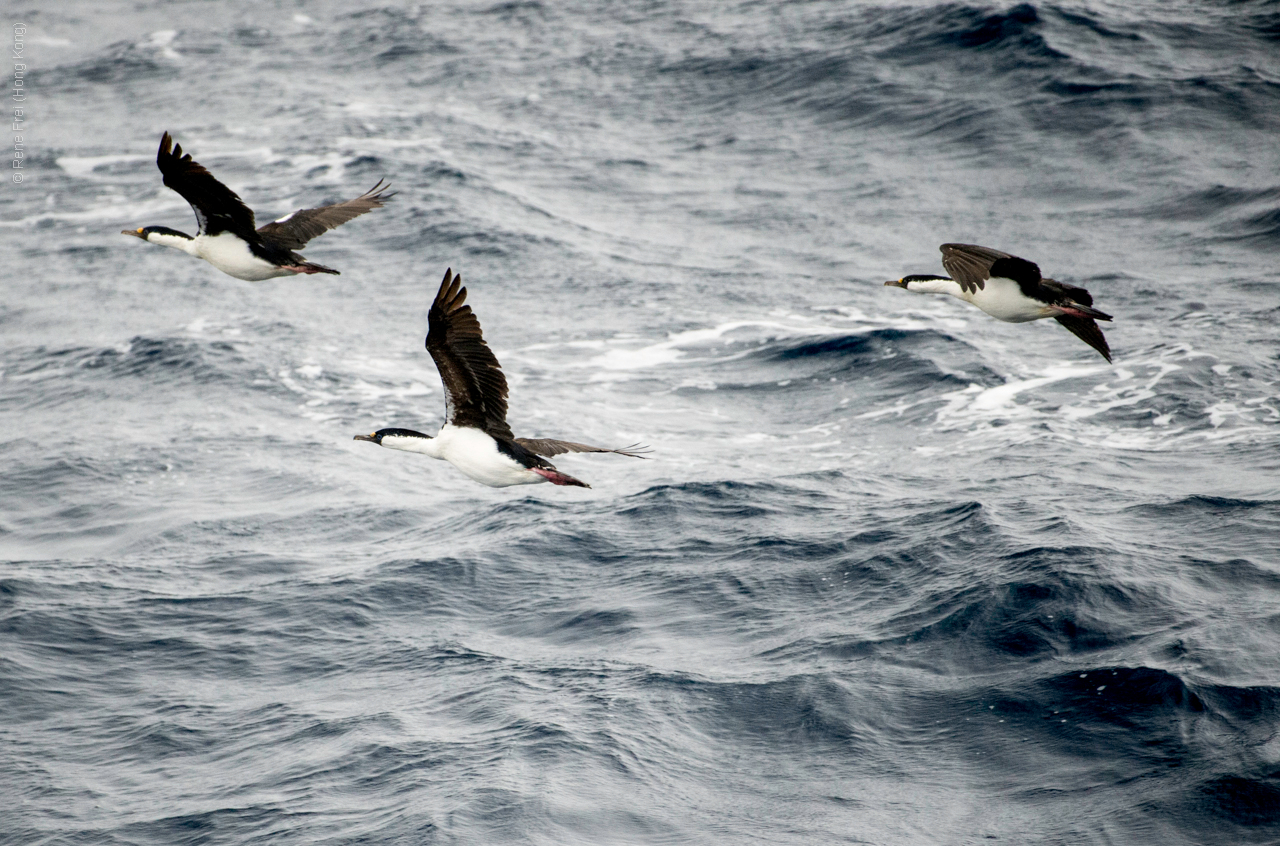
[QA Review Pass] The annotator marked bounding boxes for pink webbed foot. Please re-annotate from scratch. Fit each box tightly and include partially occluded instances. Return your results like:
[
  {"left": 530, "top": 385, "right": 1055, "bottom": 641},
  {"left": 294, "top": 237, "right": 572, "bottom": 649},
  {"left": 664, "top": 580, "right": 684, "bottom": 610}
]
[
  {"left": 1056, "top": 303, "right": 1112, "bottom": 321},
  {"left": 279, "top": 263, "right": 340, "bottom": 275},
  {"left": 532, "top": 467, "right": 590, "bottom": 488}
]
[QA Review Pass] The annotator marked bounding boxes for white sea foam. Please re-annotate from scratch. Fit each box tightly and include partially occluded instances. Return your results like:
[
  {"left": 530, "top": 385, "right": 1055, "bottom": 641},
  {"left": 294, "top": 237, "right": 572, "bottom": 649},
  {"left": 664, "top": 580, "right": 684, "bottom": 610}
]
[
  {"left": 0, "top": 196, "right": 191, "bottom": 228},
  {"left": 332, "top": 134, "right": 447, "bottom": 151},
  {"left": 282, "top": 152, "right": 351, "bottom": 186},
  {"left": 506, "top": 312, "right": 1280, "bottom": 464},
  {"left": 517, "top": 313, "right": 934, "bottom": 380},
  {"left": 923, "top": 344, "right": 1280, "bottom": 453},
  {"left": 146, "top": 30, "right": 181, "bottom": 60},
  {"left": 56, "top": 154, "right": 153, "bottom": 179}
]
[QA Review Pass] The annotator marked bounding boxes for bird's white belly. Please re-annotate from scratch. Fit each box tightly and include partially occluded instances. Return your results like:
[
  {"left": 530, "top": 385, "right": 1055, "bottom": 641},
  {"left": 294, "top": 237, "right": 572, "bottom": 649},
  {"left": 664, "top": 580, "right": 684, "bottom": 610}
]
[
  {"left": 434, "top": 425, "right": 544, "bottom": 487},
  {"left": 964, "top": 277, "right": 1052, "bottom": 323},
  {"left": 195, "top": 233, "right": 293, "bottom": 281}
]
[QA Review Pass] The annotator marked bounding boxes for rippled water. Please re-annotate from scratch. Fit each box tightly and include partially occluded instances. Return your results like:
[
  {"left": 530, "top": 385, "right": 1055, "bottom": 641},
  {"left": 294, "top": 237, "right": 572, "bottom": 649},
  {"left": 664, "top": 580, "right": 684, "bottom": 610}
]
[{"left": 4, "top": 1, "right": 1280, "bottom": 843}]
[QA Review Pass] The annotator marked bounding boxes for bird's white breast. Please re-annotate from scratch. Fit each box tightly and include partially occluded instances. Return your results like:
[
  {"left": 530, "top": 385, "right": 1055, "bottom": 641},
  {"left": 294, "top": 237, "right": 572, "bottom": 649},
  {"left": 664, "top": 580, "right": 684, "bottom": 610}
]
[
  {"left": 963, "top": 276, "right": 1053, "bottom": 323},
  {"left": 194, "top": 232, "right": 293, "bottom": 281},
  {"left": 433, "top": 425, "right": 544, "bottom": 487}
]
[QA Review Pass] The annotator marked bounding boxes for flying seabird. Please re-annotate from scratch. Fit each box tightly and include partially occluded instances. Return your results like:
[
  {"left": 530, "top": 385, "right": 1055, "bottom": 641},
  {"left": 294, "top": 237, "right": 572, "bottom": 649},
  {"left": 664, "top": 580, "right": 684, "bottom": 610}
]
[
  {"left": 354, "top": 269, "right": 649, "bottom": 488},
  {"left": 122, "top": 131, "right": 394, "bottom": 281},
  {"left": 885, "top": 243, "right": 1113, "bottom": 362}
]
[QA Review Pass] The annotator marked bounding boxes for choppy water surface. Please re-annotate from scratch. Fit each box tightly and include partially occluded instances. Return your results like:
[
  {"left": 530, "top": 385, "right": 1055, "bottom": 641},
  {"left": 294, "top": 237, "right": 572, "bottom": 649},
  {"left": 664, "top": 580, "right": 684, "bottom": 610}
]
[{"left": 3, "top": 1, "right": 1280, "bottom": 843}]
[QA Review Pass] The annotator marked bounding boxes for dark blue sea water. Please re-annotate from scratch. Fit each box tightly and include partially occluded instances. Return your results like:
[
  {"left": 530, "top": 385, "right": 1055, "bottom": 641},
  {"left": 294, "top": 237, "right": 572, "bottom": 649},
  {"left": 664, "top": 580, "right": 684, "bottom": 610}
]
[{"left": 4, "top": 1, "right": 1280, "bottom": 843}]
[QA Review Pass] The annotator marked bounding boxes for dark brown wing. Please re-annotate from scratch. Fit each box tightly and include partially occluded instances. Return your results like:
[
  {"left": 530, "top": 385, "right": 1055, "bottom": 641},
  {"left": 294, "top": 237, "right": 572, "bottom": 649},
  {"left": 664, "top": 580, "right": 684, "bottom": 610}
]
[
  {"left": 256, "top": 180, "right": 396, "bottom": 250},
  {"left": 514, "top": 439, "right": 651, "bottom": 459},
  {"left": 425, "top": 269, "right": 513, "bottom": 439},
  {"left": 941, "top": 243, "right": 1043, "bottom": 296},
  {"left": 155, "top": 131, "right": 257, "bottom": 239},
  {"left": 1054, "top": 315, "right": 1112, "bottom": 362}
]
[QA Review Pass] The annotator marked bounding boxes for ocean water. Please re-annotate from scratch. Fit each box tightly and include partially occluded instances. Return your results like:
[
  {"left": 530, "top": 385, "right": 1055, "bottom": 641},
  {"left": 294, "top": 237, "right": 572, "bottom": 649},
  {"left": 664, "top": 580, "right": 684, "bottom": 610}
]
[{"left": 3, "top": 0, "right": 1280, "bottom": 842}]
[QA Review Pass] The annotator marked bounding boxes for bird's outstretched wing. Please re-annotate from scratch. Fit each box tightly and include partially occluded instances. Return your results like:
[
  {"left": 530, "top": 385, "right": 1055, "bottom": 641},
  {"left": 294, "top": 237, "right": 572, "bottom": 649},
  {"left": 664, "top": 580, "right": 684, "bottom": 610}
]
[
  {"left": 514, "top": 439, "right": 651, "bottom": 459},
  {"left": 1054, "top": 315, "right": 1112, "bottom": 362},
  {"left": 155, "top": 131, "right": 257, "bottom": 239},
  {"left": 425, "top": 269, "right": 514, "bottom": 440},
  {"left": 941, "top": 243, "right": 1042, "bottom": 295},
  {"left": 256, "top": 180, "right": 396, "bottom": 250}
]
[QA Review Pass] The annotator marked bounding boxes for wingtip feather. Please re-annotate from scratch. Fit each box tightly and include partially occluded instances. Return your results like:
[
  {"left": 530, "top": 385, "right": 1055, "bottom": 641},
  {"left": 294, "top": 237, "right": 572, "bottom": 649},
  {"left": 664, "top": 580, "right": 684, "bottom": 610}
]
[
  {"left": 1054, "top": 315, "right": 1112, "bottom": 363},
  {"left": 363, "top": 178, "right": 397, "bottom": 202},
  {"left": 435, "top": 268, "right": 463, "bottom": 308}
]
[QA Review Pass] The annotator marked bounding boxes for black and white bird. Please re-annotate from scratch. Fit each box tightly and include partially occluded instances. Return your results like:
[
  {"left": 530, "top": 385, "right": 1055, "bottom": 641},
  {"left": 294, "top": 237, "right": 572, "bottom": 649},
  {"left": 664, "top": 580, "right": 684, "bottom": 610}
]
[
  {"left": 355, "top": 269, "right": 649, "bottom": 488},
  {"left": 885, "top": 243, "right": 1113, "bottom": 362},
  {"left": 122, "top": 131, "right": 394, "bottom": 281}
]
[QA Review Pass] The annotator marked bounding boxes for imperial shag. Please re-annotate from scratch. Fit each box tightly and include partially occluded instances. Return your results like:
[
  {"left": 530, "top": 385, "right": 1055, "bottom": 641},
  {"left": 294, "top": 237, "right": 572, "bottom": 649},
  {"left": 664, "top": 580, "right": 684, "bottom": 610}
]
[
  {"left": 355, "top": 269, "right": 650, "bottom": 488},
  {"left": 886, "top": 243, "right": 1113, "bottom": 362},
  {"left": 123, "top": 131, "right": 394, "bottom": 281}
]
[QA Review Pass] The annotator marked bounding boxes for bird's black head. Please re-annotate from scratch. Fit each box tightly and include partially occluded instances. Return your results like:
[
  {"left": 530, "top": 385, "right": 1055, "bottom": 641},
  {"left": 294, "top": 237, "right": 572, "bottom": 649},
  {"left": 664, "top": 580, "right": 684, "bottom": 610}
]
[
  {"left": 121, "top": 225, "right": 192, "bottom": 240},
  {"left": 353, "top": 427, "right": 432, "bottom": 446}
]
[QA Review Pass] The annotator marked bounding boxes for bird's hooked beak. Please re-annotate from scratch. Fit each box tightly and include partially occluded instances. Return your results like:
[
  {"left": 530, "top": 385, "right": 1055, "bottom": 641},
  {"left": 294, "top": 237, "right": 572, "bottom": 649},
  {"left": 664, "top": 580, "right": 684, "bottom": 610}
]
[
  {"left": 353, "top": 433, "right": 379, "bottom": 443},
  {"left": 884, "top": 278, "right": 909, "bottom": 288},
  {"left": 122, "top": 228, "right": 146, "bottom": 238}
]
